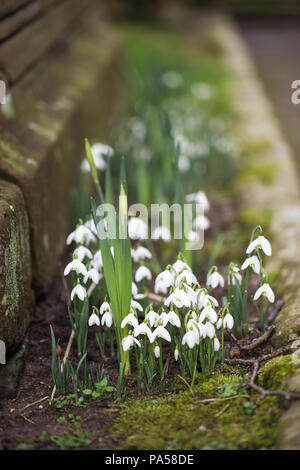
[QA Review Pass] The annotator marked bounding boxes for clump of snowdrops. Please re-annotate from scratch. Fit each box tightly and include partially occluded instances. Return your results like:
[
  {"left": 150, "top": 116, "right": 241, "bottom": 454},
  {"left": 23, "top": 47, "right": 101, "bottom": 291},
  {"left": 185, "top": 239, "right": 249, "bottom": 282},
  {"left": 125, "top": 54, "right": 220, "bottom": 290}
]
[{"left": 54, "top": 140, "right": 276, "bottom": 398}]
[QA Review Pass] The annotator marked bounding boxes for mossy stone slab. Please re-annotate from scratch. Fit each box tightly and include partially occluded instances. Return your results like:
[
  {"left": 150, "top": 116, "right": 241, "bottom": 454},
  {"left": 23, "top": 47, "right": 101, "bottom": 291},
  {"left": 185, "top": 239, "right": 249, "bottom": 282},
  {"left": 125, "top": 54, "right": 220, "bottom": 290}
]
[{"left": 0, "top": 180, "right": 33, "bottom": 352}]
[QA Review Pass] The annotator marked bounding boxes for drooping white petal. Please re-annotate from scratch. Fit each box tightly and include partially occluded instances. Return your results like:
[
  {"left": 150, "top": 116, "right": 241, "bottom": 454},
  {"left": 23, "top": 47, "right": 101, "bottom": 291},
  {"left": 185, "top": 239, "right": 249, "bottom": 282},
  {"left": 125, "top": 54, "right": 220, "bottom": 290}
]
[
  {"left": 88, "top": 313, "right": 100, "bottom": 327},
  {"left": 241, "top": 256, "right": 260, "bottom": 274}
]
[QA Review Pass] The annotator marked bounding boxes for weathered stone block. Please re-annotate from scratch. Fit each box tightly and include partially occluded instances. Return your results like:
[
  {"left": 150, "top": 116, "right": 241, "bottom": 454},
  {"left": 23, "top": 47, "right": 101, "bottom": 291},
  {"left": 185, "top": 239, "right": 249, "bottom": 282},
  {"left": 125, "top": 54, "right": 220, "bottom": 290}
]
[
  {"left": 0, "top": 180, "right": 33, "bottom": 352},
  {"left": 0, "top": 20, "right": 124, "bottom": 293}
]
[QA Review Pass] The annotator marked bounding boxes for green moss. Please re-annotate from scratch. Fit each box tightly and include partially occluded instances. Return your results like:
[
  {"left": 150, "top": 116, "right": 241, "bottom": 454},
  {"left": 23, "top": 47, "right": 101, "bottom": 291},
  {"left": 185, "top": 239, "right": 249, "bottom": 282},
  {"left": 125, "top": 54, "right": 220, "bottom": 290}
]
[
  {"left": 112, "top": 366, "right": 281, "bottom": 450},
  {"left": 258, "top": 355, "right": 300, "bottom": 391}
]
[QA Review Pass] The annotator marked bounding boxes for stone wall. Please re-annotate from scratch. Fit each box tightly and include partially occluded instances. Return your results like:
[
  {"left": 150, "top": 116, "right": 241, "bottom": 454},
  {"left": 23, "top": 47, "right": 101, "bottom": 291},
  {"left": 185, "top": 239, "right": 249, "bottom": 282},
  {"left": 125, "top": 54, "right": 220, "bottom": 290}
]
[{"left": 0, "top": 1, "right": 124, "bottom": 354}]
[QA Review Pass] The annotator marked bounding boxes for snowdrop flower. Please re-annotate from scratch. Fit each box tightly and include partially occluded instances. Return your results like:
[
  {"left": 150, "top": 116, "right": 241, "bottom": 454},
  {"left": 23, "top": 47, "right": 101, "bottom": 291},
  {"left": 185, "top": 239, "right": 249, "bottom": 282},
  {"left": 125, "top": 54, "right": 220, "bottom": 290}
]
[
  {"left": 214, "top": 337, "right": 220, "bottom": 351},
  {"left": 73, "top": 246, "right": 92, "bottom": 262},
  {"left": 182, "top": 329, "right": 197, "bottom": 349},
  {"left": 200, "top": 293, "right": 219, "bottom": 309},
  {"left": 186, "top": 191, "right": 210, "bottom": 212},
  {"left": 66, "top": 225, "right": 96, "bottom": 246},
  {"left": 175, "top": 270, "right": 197, "bottom": 287},
  {"left": 71, "top": 283, "right": 87, "bottom": 301},
  {"left": 155, "top": 269, "right": 174, "bottom": 288},
  {"left": 241, "top": 256, "right": 260, "bottom": 274},
  {"left": 204, "top": 322, "right": 215, "bottom": 339},
  {"left": 223, "top": 313, "right": 234, "bottom": 330},
  {"left": 151, "top": 325, "right": 171, "bottom": 343},
  {"left": 91, "top": 142, "right": 114, "bottom": 158},
  {"left": 154, "top": 279, "right": 169, "bottom": 295},
  {"left": 122, "top": 334, "right": 141, "bottom": 351},
  {"left": 216, "top": 318, "right": 222, "bottom": 330},
  {"left": 178, "top": 155, "right": 190, "bottom": 173},
  {"left": 64, "top": 258, "right": 87, "bottom": 276},
  {"left": 229, "top": 265, "right": 242, "bottom": 285},
  {"left": 199, "top": 306, "right": 217, "bottom": 324},
  {"left": 81, "top": 143, "right": 114, "bottom": 173},
  {"left": 84, "top": 218, "right": 97, "bottom": 235},
  {"left": 207, "top": 271, "right": 225, "bottom": 289},
  {"left": 121, "top": 313, "right": 138, "bottom": 329},
  {"left": 100, "top": 301, "right": 111, "bottom": 315},
  {"left": 84, "top": 266, "right": 101, "bottom": 284},
  {"left": 145, "top": 309, "right": 160, "bottom": 328},
  {"left": 160, "top": 311, "right": 181, "bottom": 328},
  {"left": 161, "top": 71, "right": 184, "bottom": 89},
  {"left": 172, "top": 259, "right": 191, "bottom": 275},
  {"left": 131, "top": 282, "right": 145, "bottom": 300},
  {"left": 174, "top": 346, "right": 179, "bottom": 361},
  {"left": 88, "top": 313, "right": 100, "bottom": 327},
  {"left": 165, "top": 288, "right": 191, "bottom": 309},
  {"left": 101, "top": 311, "right": 113, "bottom": 328},
  {"left": 154, "top": 345, "right": 160, "bottom": 358},
  {"left": 128, "top": 217, "right": 148, "bottom": 240},
  {"left": 131, "top": 246, "right": 152, "bottom": 263},
  {"left": 246, "top": 235, "right": 272, "bottom": 256},
  {"left": 135, "top": 265, "right": 152, "bottom": 283},
  {"left": 131, "top": 299, "right": 143, "bottom": 312},
  {"left": 93, "top": 250, "right": 103, "bottom": 271},
  {"left": 253, "top": 283, "right": 275, "bottom": 303},
  {"left": 193, "top": 215, "right": 210, "bottom": 231},
  {"left": 152, "top": 226, "right": 171, "bottom": 241},
  {"left": 134, "top": 322, "right": 152, "bottom": 340}
]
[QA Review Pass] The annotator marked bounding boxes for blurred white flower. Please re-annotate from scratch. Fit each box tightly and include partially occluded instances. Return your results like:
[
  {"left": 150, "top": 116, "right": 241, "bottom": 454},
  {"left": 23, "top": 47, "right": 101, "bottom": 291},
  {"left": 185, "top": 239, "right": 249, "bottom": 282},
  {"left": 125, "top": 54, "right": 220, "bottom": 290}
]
[
  {"left": 84, "top": 267, "right": 101, "bottom": 284},
  {"left": 186, "top": 191, "right": 210, "bottom": 212},
  {"left": 64, "top": 258, "right": 87, "bottom": 276},
  {"left": 101, "top": 311, "right": 113, "bottom": 328},
  {"left": 100, "top": 301, "right": 111, "bottom": 315},
  {"left": 241, "top": 255, "right": 260, "bottom": 274},
  {"left": 175, "top": 270, "right": 197, "bottom": 287},
  {"left": 223, "top": 313, "right": 234, "bottom": 330},
  {"left": 152, "top": 226, "right": 171, "bottom": 241},
  {"left": 182, "top": 329, "right": 197, "bottom": 348},
  {"left": 154, "top": 345, "right": 161, "bottom": 358},
  {"left": 165, "top": 288, "right": 191, "bottom": 309},
  {"left": 88, "top": 313, "right": 100, "bottom": 327},
  {"left": 131, "top": 299, "right": 143, "bottom": 312},
  {"left": 122, "top": 334, "right": 141, "bottom": 351},
  {"left": 193, "top": 215, "right": 210, "bottom": 231},
  {"left": 199, "top": 306, "right": 217, "bottom": 324},
  {"left": 160, "top": 310, "right": 181, "bottom": 328},
  {"left": 214, "top": 337, "right": 220, "bottom": 351},
  {"left": 172, "top": 259, "right": 191, "bottom": 275},
  {"left": 128, "top": 217, "right": 148, "bottom": 240},
  {"left": 151, "top": 325, "right": 171, "bottom": 343},
  {"left": 73, "top": 246, "right": 92, "bottom": 262},
  {"left": 246, "top": 236, "right": 272, "bottom": 257},
  {"left": 71, "top": 283, "right": 87, "bottom": 301},
  {"left": 161, "top": 71, "right": 184, "bottom": 89},
  {"left": 145, "top": 309, "right": 160, "bottom": 328},
  {"left": 134, "top": 322, "right": 152, "bottom": 340},
  {"left": 67, "top": 225, "right": 96, "bottom": 246},
  {"left": 131, "top": 246, "right": 152, "bottom": 263},
  {"left": 253, "top": 283, "right": 275, "bottom": 303},
  {"left": 121, "top": 313, "right": 138, "bottom": 329},
  {"left": 207, "top": 271, "right": 224, "bottom": 289},
  {"left": 135, "top": 265, "right": 152, "bottom": 283}
]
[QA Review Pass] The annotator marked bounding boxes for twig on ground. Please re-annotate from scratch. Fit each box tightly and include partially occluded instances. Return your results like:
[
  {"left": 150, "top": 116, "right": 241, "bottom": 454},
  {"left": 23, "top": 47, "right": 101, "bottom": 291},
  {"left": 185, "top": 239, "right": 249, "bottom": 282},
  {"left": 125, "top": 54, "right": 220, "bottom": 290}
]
[
  {"left": 19, "top": 395, "right": 49, "bottom": 413},
  {"left": 20, "top": 414, "right": 35, "bottom": 425},
  {"left": 266, "top": 300, "right": 283, "bottom": 327},
  {"left": 225, "top": 346, "right": 300, "bottom": 400},
  {"left": 241, "top": 324, "right": 275, "bottom": 351},
  {"left": 193, "top": 395, "right": 249, "bottom": 405},
  {"left": 147, "top": 292, "right": 166, "bottom": 303},
  {"left": 215, "top": 403, "right": 230, "bottom": 417}
]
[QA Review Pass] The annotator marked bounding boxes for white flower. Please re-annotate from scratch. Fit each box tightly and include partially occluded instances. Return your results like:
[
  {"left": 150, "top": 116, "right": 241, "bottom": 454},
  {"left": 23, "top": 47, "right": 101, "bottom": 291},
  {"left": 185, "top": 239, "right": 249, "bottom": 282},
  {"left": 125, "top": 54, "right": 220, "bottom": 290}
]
[
  {"left": 100, "top": 301, "right": 111, "bottom": 315},
  {"left": 131, "top": 246, "right": 152, "bottom": 263},
  {"left": 207, "top": 271, "right": 224, "bottom": 289},
  {"left": 88, "top": 313, "right": 100, "bottom": 327},
  {"left": 160, "top": 311, "right": 181, "bottom": 328},
  {"left": 152, "top": 226, "right": 171, "bottom": 241},
  {"left": 71, "top": 284, "right": 87, "bottom": 301},
  {"left": 172, "top": 259, "right": 191, "bottom": 275},
  {"left": 253, "top": 283, "right": 275, "bottom": 303},
  {"left": 73, "top": 246, "right": 92, "bottom": 262},
  {"left": 121, "top": 313, "right": 139, "bottom": 329},
  {"left": 175, "top": 270, "right": 197, "bottom": 287},
  {"left": 165, "top": 288, "right": 191, "bottom": 309},
  {"left": 134, "top": 322, "right": 152, "bottom": 340},
  {"left": 101, "top": 311, "right": 113, "bottom": 328},
  {"left": 199, "top": 293, "right": 219, "bottom": 309},
  {"left": 155, "top": 270, "right": 174, "bottom": 288},
  {"left": 186, "top": 191, "right": 210, "bottom": 212},
  {"left": 151, "top": 325, "right": 171, "bottom": 343},
  {"left": 84, "top": 218, "right": 97, "bottom": 235},
  {"left": 154, "top": 279, "right": 169, "bottom": 295},
  {"left": 174, "top": 347, "right": 179, "bottom": 361},
  {"left": 145, "top": 309, "right": 160, "bottom": 328},
  {"left": 214, "top": 337, "right": 220, "bottom": 351},
  {"left": 131, "top": 299, "right": 143, "bottom": 312},
  {"left": 246, "top": 236, "right": 272, "bottom": 256},
  {"left": 91, "top": 142, "right": 114, "bottom": 158},
  {"left": 93, "top": 250, "right": 103, "bottom": 271},
  {"left": 84, "top": 268, "right": 101, "bottom": 284},
  {"left": 122, "top": 335, "right": 141, "bottom": 351},
  {"left": 217, "top": 318, "right": 222, "bottom": 330},
  {"left": 135, "top": 265, "right": 152, "bottom": 283},
  {"left": 241, "top": 256, "right": 260, "bottom": 274},
  {"left": 66, "top": 225, "right": 96, "bottom": 246},
  {"left": 64, "top": 258, "right": 87, "bottom": 276},
  {"left": 161, "top": 71, "right": 184, "bottom": 89},
  {"left": 154, "top": 345, "right": 161, "bottom": 358},
  {"left": 231, "top": 272, "right": 242, "bottom": 286},
  {"left": 81, "top": 143, "right": 114, "bottom": 173},
  {"left": 193, "top": 215, "right": 210, "bottom": 231},
  {"left": 204, "top": 322, "right": 215, "bottom": 339},
  {"left": 182, "top": 329, "right": 197, "bottom": 349},
  {"left": 223, "top": 313, "right": 234, "bottom": 330},
  {"left": 128, "top": 217, "right": 148, "bottom": 240},
  {"left": 199, "top": 306, "right": 217, "bottom": 324},
  {"left": 131, "top": 282, "right": 144, "bottom": 300}
]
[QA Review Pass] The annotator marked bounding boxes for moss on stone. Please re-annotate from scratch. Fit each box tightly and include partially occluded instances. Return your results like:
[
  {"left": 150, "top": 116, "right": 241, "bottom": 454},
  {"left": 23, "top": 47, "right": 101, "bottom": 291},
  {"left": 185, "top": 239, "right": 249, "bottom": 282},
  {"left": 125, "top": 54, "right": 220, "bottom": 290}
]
[
  {"left": 112, "top": 366, "right": 281, "bottom": 450},
  {"left": 258, "top": 354, "right": 300, "bottom": 391}
]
